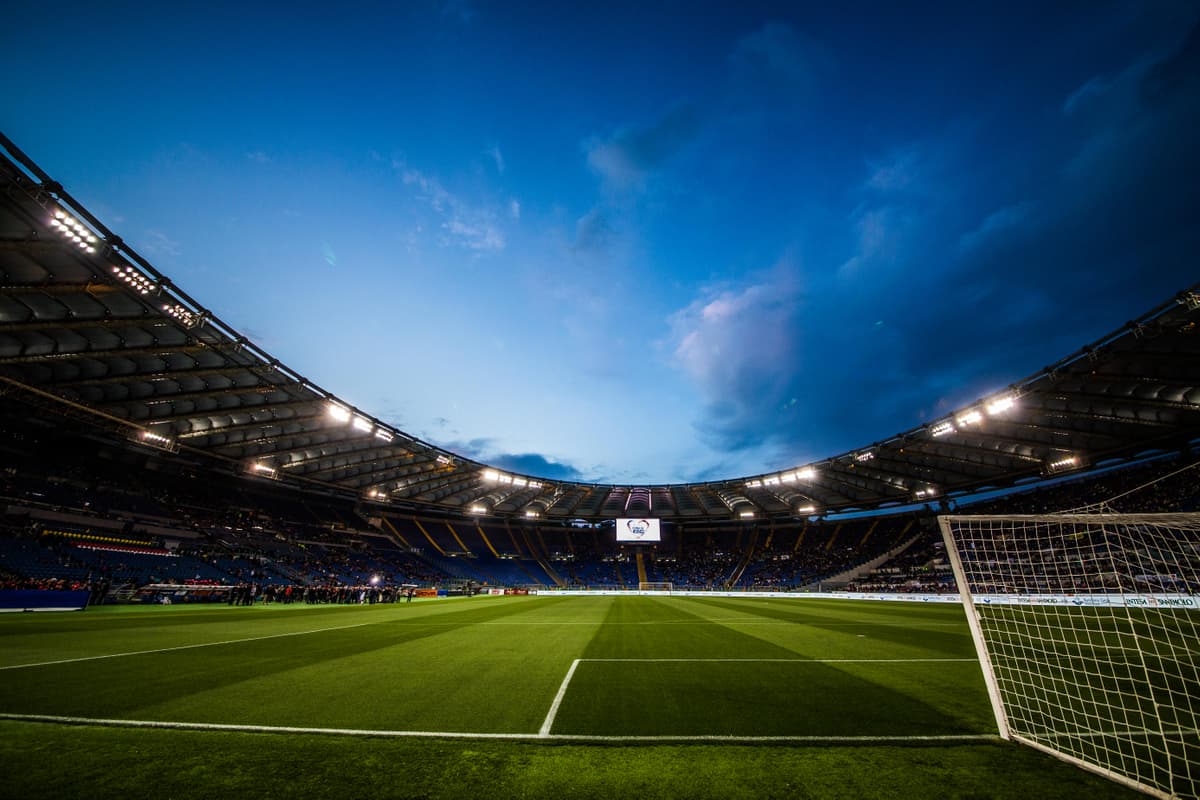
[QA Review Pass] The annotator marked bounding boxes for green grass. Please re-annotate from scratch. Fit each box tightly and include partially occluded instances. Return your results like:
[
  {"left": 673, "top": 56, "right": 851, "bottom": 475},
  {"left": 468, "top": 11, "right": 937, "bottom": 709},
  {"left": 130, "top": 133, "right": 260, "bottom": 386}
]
[{"left": 0, "top": 595, "right": 1149, "bottom": 798}]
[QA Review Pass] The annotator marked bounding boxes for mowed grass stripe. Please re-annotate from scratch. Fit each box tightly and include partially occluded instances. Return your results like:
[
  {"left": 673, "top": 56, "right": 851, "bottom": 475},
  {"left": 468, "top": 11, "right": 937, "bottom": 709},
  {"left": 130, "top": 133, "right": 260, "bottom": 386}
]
[
  {"left": 0, "top": 618, "right": 379, "bottom": 671},
  {"left": 550, "top": 658, "right": 990, "bottom": 737},
  {"left": 0, "top": 596, "right": 600, "bottom": 733},
  {"left": 546, "top": 597, "right": 995, "bottom": 737},
  {"left": 2, "top": 595, "right": 994, "bottom": 740},
  {"left": 665, "top": 597, "right": 993, "bottom": 732},
  {"left": 0, "top": 597, "right": 485, "bottom": 668},
  {"left": 675, "top": 595, "right": 977, "bottom": 659}
]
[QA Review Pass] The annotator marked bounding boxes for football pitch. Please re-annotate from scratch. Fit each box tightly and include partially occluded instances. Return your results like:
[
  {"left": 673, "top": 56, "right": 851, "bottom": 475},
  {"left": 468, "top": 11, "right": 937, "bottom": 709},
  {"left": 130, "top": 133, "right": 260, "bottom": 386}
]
[{"left": 0, "top": 595, "right": 1146, "bottom": 798}]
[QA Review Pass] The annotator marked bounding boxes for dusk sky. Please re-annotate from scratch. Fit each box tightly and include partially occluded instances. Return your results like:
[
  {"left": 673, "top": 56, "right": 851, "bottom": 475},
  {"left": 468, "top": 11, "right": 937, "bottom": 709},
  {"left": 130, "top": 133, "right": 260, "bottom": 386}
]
[{"left": 3, "top": 2, "right": 1198, "bottom": 484}]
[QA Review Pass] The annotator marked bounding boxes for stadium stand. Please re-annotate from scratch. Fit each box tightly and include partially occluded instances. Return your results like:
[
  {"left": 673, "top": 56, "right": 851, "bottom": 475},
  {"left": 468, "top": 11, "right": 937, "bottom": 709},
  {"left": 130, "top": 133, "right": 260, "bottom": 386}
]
[{"left": 2, "top": 440, "right": 1199, "bottom": 601}]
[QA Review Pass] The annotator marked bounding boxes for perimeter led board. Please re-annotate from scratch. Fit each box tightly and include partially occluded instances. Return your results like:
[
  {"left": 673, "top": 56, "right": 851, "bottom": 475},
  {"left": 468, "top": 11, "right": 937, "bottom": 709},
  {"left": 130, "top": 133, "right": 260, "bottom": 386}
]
[{"left": 615, "top": 518, "right": 661, "bottom": 542}]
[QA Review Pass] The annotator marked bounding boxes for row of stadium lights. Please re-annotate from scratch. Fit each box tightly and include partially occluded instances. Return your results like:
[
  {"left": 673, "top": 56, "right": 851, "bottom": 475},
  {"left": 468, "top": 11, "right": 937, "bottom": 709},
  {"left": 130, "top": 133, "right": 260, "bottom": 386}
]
[
  {"left": 327, "top": 402, "right": 394, "bottom": 441},
  {"left": 158, "top": 396, "right": 1080, "bottom": 514},
  {"left": 935, "top": 394, "right": 1080, "bottom": 473},
  {"left": 53, "top": 209, "right": 204, "bottom": 329},
  {"left": 742, "top": 393, "right": 1025, "bottom": 514},
  {"left": 931, "top": 394, "right": 1016, "bottom": 437},
  {"left": 474, "top": 470, "right": 545, "bottom": 517},
  {"left": 263, "top": 395, "right": 1077, "bottom": 509},
  {"left": 240, "top": 403, "right": 404, "bottom": 480},
  {"left": 49, "top": 210, "right": 98, "bottom": 253}
]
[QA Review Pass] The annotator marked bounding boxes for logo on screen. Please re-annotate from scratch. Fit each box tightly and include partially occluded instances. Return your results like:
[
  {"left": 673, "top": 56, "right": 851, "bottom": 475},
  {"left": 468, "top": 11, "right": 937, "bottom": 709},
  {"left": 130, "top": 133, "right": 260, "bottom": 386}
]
[
  {"left": 626, "top": 519, "right": 651, "bottom": 539},
  {"left": 615, "top": 517, "right": 660, "bottom": 542}
]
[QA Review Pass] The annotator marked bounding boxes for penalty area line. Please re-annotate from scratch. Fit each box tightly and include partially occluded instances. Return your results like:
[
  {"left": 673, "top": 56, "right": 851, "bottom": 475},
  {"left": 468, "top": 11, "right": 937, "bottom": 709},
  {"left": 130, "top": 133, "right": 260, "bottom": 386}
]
[
  {"left": 0, "top": 713, "right": 1000, "bottom": 744},
  {"left": 539, "top": 658, "right": 581, "bottom": 737}
]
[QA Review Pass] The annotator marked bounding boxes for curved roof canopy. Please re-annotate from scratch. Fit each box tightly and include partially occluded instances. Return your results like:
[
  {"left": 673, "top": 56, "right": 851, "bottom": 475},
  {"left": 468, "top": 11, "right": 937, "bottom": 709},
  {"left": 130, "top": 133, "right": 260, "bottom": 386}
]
[{"left": 2, "top": 133, "right": 1199, "bottom": 522}]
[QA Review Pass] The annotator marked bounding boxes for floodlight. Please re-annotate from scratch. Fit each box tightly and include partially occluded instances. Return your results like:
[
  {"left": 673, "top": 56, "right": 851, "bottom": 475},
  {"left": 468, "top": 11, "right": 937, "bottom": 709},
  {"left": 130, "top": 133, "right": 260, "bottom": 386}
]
[
  {"left": 525, "top": 510, "right": 539, "bottom": 518},
  {"left": 986, "top": 395, "right": 1016, "bottom": 415},
  {"left": 249, "top": 462, "right": 276, "bottom": 477},
  {"left": 128, "top": 429, "right": 178, "bottom": 453},
  {"left": 528, "top": 481, "right": 542, "bottom": 489},
  {"left": 956, "top": 410, "right": 983, "bottom": 427},
  {"left": 855, "top": 451, "right": 874, "bottom": 462},
  {"left": 469, "top": 505, "right": 486, "bottom": 514},
  {"left": 797, "top": 467, "right": 816, "bottom": 481},
  {"left": 930, "top": 421, "right": 955, "bottom": 437},
  {"left": 745, "top": 480, "right": 762, "bottom": 489},
  {"left": 764, "top": 476, "right": 779, "bottom": 486},
  {"left": 374, "top": 429, "right": 393, "bottom": 442},
  {"left": 739, "top": 510, "right": 755, "bottom": 518},
  {"left": 513, "top": 478, "right": 527, "bottom": 488},
  {"left": 49, "top": 208, "right": 99, "bottom": 254},
  {"left": 326, "top": 403, "right": 351, "bottom": 423},
  {"left": 797, "top": 504, "right": 816, "bottom": 514},
  {"left": 1047, "top": 455, "right": 1079, "bottom": 472},
  {"left": 161, "top": 302, "right": 200, "bottom": 328},
  {"left": 482, "top": 470, "right": 499, "bottom": 482},
  {"left": 352, "top": 416, "right": 372, "bottom": 432}
]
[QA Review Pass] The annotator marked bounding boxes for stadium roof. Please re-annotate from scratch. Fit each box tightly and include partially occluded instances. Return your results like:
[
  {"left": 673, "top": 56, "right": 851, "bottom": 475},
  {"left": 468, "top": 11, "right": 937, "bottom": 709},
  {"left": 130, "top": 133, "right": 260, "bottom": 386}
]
[{"left": 2, "top": 132, "right": 1199, "bottom": 522}]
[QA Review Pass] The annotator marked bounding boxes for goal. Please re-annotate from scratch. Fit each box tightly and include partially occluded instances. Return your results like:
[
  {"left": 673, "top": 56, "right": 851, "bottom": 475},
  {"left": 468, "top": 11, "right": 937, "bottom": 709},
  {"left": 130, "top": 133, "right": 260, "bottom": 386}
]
[
  {"left": 638, "top": 582, "right": 674, "bottom": 593},
  {"left": 939, "top": 513, "right": 1199, "bottom": 800}
]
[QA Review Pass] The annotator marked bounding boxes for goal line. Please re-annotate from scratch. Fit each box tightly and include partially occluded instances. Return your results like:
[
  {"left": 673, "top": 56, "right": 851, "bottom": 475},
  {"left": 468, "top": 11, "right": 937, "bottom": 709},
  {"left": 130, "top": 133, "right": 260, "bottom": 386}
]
[{"left": 0, "top": 712, "right": 998, "bottom": 745}]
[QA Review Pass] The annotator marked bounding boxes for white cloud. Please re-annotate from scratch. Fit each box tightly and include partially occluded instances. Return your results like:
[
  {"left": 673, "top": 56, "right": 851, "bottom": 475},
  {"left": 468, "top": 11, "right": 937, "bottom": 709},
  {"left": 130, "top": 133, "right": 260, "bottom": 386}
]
[
  {"left": 488, "top": 144, "right": 505, "bottom": 174},
  {"left": 139, "top": 229, "right": 181, "bottom": 258},
  {"left": 392, "top": 158, "right": 506, "bottom": 252},
  {"left": 837, "top": 206, "right": 902, "bottom": 280},
  {"left": 443, "top": 217, "right": 504, "bottom": 251},
  {"left": 669, "top": 265, "right": 803, "bottom": 417}
]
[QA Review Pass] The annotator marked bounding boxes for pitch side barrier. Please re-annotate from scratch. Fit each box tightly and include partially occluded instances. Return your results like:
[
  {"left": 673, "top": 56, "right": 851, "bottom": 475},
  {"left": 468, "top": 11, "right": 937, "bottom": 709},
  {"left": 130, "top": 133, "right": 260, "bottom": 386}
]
[
  {"left": 0, "top": 589, "right": 91, "bottom": 612},
  {"left": 537, "top": 589, "right": 1199, "bottom": 608}
]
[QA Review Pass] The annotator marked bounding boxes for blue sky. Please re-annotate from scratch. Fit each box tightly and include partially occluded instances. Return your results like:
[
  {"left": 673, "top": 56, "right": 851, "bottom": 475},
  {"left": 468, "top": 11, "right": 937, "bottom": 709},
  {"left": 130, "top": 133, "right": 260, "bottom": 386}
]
[{"left": 3, "top": 1, "right": 1198, "bottom": 484}]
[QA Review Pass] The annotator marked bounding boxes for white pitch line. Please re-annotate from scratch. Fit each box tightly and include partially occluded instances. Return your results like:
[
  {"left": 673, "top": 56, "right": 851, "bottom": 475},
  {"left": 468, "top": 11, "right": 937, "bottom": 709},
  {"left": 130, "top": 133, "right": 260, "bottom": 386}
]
[
  {"left": 0, "top": 713, "right": 541, "bottom": 739},
  {"left": 465, "top": 621, "right": 966, "bottom": 626},
  {"left": 0, "top": 713, "right": 999, "bottom": 744},
  {"left": 539, "top": 658, "right": 581, "bottom": 737},
  {"left": 576, "top": 662, "right": 979, "bottom": 666},
  {"left": 0, "top": 620, "right": 378, "bottom": 672}
]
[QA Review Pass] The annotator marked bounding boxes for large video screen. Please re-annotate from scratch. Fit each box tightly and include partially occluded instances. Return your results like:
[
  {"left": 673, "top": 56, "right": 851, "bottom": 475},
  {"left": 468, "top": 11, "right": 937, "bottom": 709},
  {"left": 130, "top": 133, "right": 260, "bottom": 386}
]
[{"left": 615, "top": 517, "right": 661, "bottom": 543}]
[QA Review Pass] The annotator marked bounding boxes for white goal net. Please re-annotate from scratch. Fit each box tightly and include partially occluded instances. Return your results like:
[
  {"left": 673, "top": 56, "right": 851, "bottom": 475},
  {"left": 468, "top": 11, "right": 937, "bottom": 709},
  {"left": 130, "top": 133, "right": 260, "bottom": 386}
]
[
  {"left": 638, "top": 582, "right": 673, "bottom": 593},
  {"left": 939, "top": 513, "right": 1199, "bottom": 800}
]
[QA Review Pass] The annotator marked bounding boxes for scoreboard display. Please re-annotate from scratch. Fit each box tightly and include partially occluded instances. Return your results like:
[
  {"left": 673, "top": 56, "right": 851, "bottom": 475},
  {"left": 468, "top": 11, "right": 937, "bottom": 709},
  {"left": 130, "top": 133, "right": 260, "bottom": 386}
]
[{"left": 615, "top": 518, "right": 661, "bottom": 542}]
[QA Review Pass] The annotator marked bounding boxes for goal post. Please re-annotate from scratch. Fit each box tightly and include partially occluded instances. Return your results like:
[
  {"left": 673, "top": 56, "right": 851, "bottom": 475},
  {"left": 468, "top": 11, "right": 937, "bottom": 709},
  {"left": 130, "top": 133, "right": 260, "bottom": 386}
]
[
  {"left": 638, "top": 581, "right": 673, "bottom": 593},
  {"left": 939, "top": 513, "right": 1199, "bottom": 800}
]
